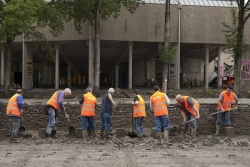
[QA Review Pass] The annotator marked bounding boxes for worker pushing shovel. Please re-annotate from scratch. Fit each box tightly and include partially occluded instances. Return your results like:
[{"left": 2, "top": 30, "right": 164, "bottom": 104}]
[
  {"left": 175, "top": 95, "right": 200, "bottom": 136},
  {"left": 215, "top": 85, "right": 238, "bottom": 135}
]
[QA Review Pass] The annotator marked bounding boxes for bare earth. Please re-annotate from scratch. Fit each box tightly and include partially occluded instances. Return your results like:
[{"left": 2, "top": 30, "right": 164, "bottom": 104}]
[{"left": 1, "top": 130, "right": 250, "bottom": 167}]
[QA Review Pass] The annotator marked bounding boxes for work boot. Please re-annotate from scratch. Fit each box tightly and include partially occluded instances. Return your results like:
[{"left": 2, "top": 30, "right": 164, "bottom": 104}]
[
  {"left": 215, "top": 124, "right": 221, "bottom": 135},
  {"left": 12, "top": 138, "right": 21, "bottom": 143},
  {"left": 51, "top": 130, "right": 58, "bottom": 139},
  {"left": 105, "top": 129, "right": 110, "bottom": 140},
  {"left": 82, "top": 130, "right": 88, "bottom": 142},
  {"left": 190, "top": 127, "right": 196, "bottom": 137},
  {"left": 46, "top": 133, "right": 51, "bottom": 138},
  {"left": 100, "top": 130, "right": 105, "bottom": 140},
  {"left": 156, "top": 132, "right": 162, "bottom": 145},
  {"left": 9, "top": 135, "right": 14, "bottom": 143},
  {"left": 90, "top": 130, "right": 96, "bottom": 140},
  {"left": 163, "top": 131, "right": 169, "bottom": 142}
]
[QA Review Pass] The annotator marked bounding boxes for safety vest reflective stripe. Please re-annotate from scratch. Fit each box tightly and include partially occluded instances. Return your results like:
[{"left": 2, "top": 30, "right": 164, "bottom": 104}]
[
  {"left": 134, "top": 109, "right": 145, "bottom": 112},
  {"left": 7, "top": 107, "right": 20, "bottom": 111},
  {"left": 154, "top": 107, "right": 168, "bottom": 111},
  {"left": 50, "top": 98, "right": 58, "bottom": 105},
  {"left": 81, "top": 108, "right": 95, "bottom": 112},
  {"left": 8, "top": 102, "right": 17, "bottom": 105},
  {"left": 155, "top": 101, "right": 166, "bottom": 106},
  {"left": 82, "top": 103, "right": 95, "bottom": 107}
]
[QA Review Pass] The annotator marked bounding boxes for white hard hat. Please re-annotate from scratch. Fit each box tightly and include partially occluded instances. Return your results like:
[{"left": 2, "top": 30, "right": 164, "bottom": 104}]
[{"left": 64, "top": 88, "right": 71, "bottom": 95}]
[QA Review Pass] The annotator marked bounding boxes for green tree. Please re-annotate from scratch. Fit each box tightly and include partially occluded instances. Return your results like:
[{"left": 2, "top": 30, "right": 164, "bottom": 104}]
[
  {"left": 222, "top": 0, "right": 250, "bottom": 92},
  {"left": 59, "top": 0, "right": 141, "bottom": 95},
  {"left": 0, "top": 0, "right": 66, "bottom": 97}
]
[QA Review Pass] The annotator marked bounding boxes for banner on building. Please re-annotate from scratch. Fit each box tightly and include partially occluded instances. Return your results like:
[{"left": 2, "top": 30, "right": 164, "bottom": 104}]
[
  {"left": 219, "top": 62, "right": 224, "bottom": 79},
  {"left": 169, "top": 63, "right": 175, "bottom": 80},
  {"left": 26, "top": 58, "right": 33, "bottom": 78},
  {"left": 240, "top": 60, "right": 250, "bottom": 80}
]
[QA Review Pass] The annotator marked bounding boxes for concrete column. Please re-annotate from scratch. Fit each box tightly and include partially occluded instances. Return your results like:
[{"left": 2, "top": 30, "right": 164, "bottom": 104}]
[
  {"left": 147, "top": 61, "right": 150, "bottom": 80},
  {"left": 128, "top": 42, "right": 133, "bottom": 89},
  {"left": 55, "top": 44, "right": 60, "bottom": 89},
  {"left": 1, "top": 49, "right": 4, "bottom": 86},
  {"left": 115, "top": 65, "right": 119, "bottom": 88},
  {"left": 22, "top": 43, "right": 33, "bottom": 89},
  {"left": 205, "top": 47, "right": 209, "bottom": 89},
  {"left": 218, "top": 47, "right": 222, "bottom": 88},
  {"left": 68, "top": 62, "right": 71, "bottom": 87},
  {"left": 88, "top": 24, "right": 92, "bottom": 88}
]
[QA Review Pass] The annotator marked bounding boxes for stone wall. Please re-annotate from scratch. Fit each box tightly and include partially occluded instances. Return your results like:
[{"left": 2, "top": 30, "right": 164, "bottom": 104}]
[{"left": 0, "top": 102, "right": 249, "bottom": 135}]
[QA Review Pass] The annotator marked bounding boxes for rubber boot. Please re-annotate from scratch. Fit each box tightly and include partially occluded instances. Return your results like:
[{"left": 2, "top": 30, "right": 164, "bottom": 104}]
[
  {"left": 215, "top": 124, "right": 221, "bottom": 136},
  {"left": 82, "top": 130, "right": 88, "bottom": 142},
  {"left": 11, "top": 135, "right": 20, "bottom": 143},
  {"left": 163, "top": 131, "right": 169, "bottom": 142},
  {"left": 51, "top": 130, "right": 58, "bottom": 139},
  {"left": 105, "top": 129, "right": 110, "bottom": 140},
  {"left": 190, "top": 127, "right": 196, "bottom": 137},
  {"left": 156, "top": 132, "right": 162, "bottom": 145},
  {"left": 46, "top": 133, "right": 51, "bottom": 138},
  {"left": 100, "top": 130, "right": 105, "bottom": 140}
]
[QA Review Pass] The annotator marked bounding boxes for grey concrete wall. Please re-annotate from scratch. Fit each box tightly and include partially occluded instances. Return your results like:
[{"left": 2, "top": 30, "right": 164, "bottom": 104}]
[
  {"left": 183, "top": 58, "right": 205, "bottom": 86},
  {"left": 13, "top": 4, "right": 250, "bottom": 44},
  {"left": 0, "top": 102, "right": 249, "bottom": 135},
  {"left": 133, "top": 59, "right": 146, "bottom": 86}
]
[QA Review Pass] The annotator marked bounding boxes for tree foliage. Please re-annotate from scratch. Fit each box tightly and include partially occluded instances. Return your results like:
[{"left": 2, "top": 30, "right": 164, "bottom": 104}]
[
  {"left": 158, "top": 42, "right": 177, "bottom": 65},
  {"left": 58, "top": 0, "right": 142, "bottom": 33},
  {"left": 0, "top": 0, "right": 66, "bottom": 60},
  {"left": 222, "top": 8, "right": 248, "bottom": 59}
]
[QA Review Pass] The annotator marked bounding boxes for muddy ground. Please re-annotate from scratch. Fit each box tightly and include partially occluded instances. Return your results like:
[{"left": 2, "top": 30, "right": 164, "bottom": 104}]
[{"left": 1, "top": 130, "right": 250, "bottom": 167}]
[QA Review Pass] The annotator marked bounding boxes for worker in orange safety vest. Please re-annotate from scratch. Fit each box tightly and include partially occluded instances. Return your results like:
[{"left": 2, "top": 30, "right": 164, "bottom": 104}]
[
  {"left": 131, "top": 89, "right": 146, "bottom": 141},
  {"left": 79, "top": 87, "right": 97, "bottom": 141},
  {"left": 6, "top": 89, "right": 24, "bottom": 143}
]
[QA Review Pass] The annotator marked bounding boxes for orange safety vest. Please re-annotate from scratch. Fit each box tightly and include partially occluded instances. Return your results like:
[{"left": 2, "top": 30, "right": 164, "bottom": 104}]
[
  {"left": 133, "top": 95, "right": 146, "bottom": 118},
  {"left": 81, "top": 93, "right": 97, "bottom": 117},
  {"left": 6, "top": 94, "right": 22, "bottom": 117},
  {"left": 217, "top": 91, "right": 235, "bottom": 111},
  {"left": 47, "top": 91, "right": 63, "bottom": 110},
  {"left": 150, "top": 91, "right": 168, "bottom": 116},
  {"left": 177, "top": 96, "right": 200, "bottom": 116}
]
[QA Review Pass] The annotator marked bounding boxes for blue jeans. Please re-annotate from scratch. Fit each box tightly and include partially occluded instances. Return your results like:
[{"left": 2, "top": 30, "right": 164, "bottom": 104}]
[
  {"left": 8, "top": 116, "right": 20, "bottom": 138},
  {"left": 134, "top": 117, "right": 144, "bottom": 138},
  {"left": 100, "top": 112, "right": 111, "bottom": 131},
  {"left": 185, "top": 113, "right": 196, "bottom": 128},
  {"left": 155, "top": 115, "right": 170, "bottom": 132},
  {"left": 216, "top": 110, "right": 230, "bottom": 126},
  {"left": 46, "top": 108, "right": 58, "bottom": 135},
  {"left": 81, "top": 116, "right": 95, "bottom": 131}
]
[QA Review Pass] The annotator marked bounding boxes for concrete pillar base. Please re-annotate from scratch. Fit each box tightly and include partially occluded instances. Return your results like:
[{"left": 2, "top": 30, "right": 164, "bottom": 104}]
[{"left": 0, "top": 129, "right": 7, "bottom": 141}]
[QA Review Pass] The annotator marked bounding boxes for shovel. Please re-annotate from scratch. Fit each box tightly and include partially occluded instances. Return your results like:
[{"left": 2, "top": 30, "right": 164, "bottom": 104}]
[
  {"left": 171, "top": 118, "right": 197, "bottom": 130},
  {"left": 67, "top": 117, "right": 75, "bottom": 136},
  {"left": 127, "top": 105, "right": 138, "bottom": 138},
  {"left": 208, "top": 108, "right": 239, "bottom": 120}
]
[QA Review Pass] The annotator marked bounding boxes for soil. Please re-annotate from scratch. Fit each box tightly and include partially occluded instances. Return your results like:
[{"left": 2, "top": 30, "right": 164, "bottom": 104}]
[{"left": 1, "top": 130, "right": 250, "bottom": 167}]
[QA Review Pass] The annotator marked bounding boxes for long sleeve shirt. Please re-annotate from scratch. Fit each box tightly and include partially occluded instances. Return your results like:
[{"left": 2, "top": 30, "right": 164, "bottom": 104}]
[
  {"left": 58, "top": 91, "right": 65, "bottom": 116},
  {"left": 16, "top": 95, "right": 23, "bottom": 109}
]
